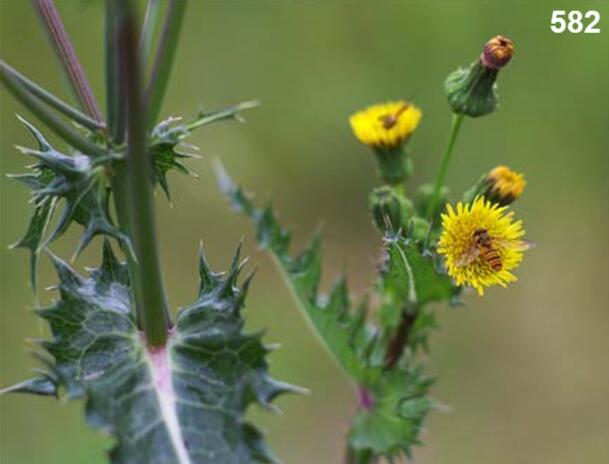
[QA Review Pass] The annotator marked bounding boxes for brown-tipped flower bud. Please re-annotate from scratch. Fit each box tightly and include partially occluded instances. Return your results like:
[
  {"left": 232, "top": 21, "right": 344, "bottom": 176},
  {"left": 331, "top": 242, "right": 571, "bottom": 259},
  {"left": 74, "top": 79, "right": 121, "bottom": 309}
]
[
  {"left": 480, "top": 36, "right": 514, "bottom": 70},
  {"left": 445, "top": 35, "right": 515, "bottom": 117}
]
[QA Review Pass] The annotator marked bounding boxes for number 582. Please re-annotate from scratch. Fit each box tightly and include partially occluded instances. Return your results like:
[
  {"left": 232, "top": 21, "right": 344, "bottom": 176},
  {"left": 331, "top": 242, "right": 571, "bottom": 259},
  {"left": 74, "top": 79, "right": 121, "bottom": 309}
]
[{"left": 551, "top": 10, "right": 601, "bottom": 33}]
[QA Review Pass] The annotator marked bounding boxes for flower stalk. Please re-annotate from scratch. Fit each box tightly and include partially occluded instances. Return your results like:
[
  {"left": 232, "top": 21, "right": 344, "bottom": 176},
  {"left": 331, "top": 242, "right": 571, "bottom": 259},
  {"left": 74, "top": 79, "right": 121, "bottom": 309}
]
[
  {"left": 104, "top": 0, "right": 124, "bottom": 144},
  {"left": 140, "top": 0, "right": 162, "bottom": 66},
  {"left": 426, "top": 113, "right": 464, "bottom": 220},
  {"left": 31, "top": 0, "right": 103, "bottom": 122},
  {"left": 0, "top": 61, "right": 104, "bottom": 132},
  {"left": 112, "top": 0, "right": 170, "bottom": 346},
  {"left": 0, "top": 62, "right": 105, "bottom": 157},
  {"left": 145, "top": 0, "right": 188, "bottom": 128}
]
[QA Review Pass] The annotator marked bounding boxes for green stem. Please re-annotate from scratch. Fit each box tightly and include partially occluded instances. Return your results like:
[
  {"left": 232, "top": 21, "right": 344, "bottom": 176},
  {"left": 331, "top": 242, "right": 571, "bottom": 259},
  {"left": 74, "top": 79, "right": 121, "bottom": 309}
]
[
  {"left": 140, "top": 0, "right": 162, "bottom": 67},
  {"left": 145, "top": 0, "right": 188, "bottom": 128},
  {"left": 426, "top": 113, "right": 465, "bottom": 219},
  {"left": 113, "top": 0, "right": 170, "bottom": 346},
  {"left": 104, "top": 0, "right": 124, "bottom": 144},
  {"left": 185, "top": 100, "right": 259, "bottom": 132},
  {"left": 31, "top": 0, "right": 103, "bottom": 122},
  {"left": 0, "top": 66, "right": 105, "bottom": 157},
  {"left": 0, "top": 61, "right": 104, "bottom": 132}
]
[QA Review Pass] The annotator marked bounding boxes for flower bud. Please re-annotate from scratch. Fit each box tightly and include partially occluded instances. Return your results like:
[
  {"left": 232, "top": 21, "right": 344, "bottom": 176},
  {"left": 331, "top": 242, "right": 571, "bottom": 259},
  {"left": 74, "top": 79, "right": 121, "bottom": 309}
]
[
  {"left": 369, "top": 186, "right": 414, "bottom": 232},
  {"left": 408, "top": 217, "right": 431, "bottom": 242},
  {"left": 445, "top": 35, "right": 514, "bottom": 117},
  {"left": 481, "top": 35, "right": 514, "bottom": 70},
  {"left": 415, "top": 183, "right": 450, "bottom": 222},
  {"left": 463, "top": 165, "right": 526, "bottom": 206}
]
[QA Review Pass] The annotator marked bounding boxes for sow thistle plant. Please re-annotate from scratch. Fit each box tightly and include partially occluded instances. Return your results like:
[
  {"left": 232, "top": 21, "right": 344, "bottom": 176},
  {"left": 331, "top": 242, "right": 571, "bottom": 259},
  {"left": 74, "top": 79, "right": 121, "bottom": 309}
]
[
  {"left": 217, "top": 34, "right": 533, "bottom": 462},
  {"left": 1, "top": 0, "right": 532, "bottom": 461},
  {"left": 1, "top": 1, "right": 300, "bottom": 463}
]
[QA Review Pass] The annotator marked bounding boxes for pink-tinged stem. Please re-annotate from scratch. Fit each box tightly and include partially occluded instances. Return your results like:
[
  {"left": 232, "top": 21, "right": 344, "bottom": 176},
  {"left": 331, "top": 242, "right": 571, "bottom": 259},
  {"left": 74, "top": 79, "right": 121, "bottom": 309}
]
[
  {"left": 32, "top": 0, "right": 103, "bottom": 122},
  {"left": 358, "top": 386, "right": 375, "bottom": 410}
]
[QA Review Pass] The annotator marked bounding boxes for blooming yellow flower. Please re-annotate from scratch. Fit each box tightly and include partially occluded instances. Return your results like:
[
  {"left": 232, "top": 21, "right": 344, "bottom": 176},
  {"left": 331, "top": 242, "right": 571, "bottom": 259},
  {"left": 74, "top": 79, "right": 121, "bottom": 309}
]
[
  {"left": 349, "top": 101, "right": 422, "bottom": 149},
  {"left": 438, "top": 197, "right": 527, "bottom": 295},
  {"left": 486, "top": 165, "right": 526, "bottom": 204}
]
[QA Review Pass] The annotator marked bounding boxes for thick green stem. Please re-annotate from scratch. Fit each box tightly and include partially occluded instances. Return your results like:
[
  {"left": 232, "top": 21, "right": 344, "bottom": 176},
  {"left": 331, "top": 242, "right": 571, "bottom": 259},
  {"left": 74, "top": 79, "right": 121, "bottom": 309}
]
[
  {"left": 112, "top": 0, "right": 170, "bottom": 346},
  {"left": 32, "top": 0, "right": 103, "bottom": 122},
  {"left": 145, "top": 0, "right": 188, "bottom": 128},
  {"left": 426, "top": 113, "right": 465, "bottom": 219},
  {"left": 0, "top": 61, "right": 104, "bottom": 132},
  {"left": 0, "top": 65, "right": 105, "bottom": 157}
]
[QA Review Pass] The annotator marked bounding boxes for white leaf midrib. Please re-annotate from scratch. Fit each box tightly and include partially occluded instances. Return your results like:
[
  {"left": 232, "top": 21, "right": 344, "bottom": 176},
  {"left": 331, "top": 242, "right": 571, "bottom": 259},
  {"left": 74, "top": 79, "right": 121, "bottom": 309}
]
[{"left": 145, "top": 343, "right": 193, "bottom": 464}]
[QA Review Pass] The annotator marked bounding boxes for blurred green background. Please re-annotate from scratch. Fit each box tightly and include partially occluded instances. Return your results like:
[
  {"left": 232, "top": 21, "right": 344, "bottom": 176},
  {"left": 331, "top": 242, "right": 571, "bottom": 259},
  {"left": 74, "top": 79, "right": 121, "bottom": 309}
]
[{"left": 1, "top": 1, "right": 608, "bottom": 463}]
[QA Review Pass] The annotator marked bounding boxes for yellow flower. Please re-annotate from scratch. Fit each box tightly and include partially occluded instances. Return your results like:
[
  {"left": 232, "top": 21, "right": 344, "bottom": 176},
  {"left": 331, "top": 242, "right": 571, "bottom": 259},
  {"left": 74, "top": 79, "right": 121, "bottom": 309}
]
[
  {"left": 438, "top": 197, "right": 527, "bottom": 295},
  {"left": 487, "top": 165, "right": 526, "bottom": 204},
  {"left": 349, "top": 101, "right": 422, "bottom": 149}
]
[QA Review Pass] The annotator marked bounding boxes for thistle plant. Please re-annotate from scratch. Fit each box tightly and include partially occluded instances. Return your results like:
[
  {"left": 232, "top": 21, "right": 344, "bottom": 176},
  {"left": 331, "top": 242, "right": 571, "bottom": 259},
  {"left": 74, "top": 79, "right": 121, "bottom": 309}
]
[
  {"left": 2, "top": 1, "right": 533, "bottom": 459},
  {"left": 217, "top": 35, "right": 532, "bottom": 462},
  {"left": 1, "top": 1, "right": 300, "bottom": 463}
]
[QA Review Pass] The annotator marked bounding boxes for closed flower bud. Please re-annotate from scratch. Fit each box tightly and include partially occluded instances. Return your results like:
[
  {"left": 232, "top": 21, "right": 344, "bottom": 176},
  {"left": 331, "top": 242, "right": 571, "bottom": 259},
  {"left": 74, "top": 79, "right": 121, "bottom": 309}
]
[
  {"left": 369, "top": 186, "right": 414, "bottom": 232},
  {"left": 408, "top": 217, "right": 431, "bottom": 242},
  {"left": 415, "top": 183, "right": 450, "bottom": 222},
  {"left": 481, "top": 35, "right": 514, "bottom": 70},
  {"left": 463, "top": 165, "right": 526, "bottom": 206},
  {"left": 445, "top": 35, "right": 514, "bottom": 117}
]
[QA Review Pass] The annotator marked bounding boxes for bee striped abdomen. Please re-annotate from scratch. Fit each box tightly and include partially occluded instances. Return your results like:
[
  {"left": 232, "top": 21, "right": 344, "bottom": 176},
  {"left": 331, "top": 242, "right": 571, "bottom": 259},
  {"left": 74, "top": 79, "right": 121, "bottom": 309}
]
[{"left": 482, "top": 247, "right": 502, "bottom": 271}]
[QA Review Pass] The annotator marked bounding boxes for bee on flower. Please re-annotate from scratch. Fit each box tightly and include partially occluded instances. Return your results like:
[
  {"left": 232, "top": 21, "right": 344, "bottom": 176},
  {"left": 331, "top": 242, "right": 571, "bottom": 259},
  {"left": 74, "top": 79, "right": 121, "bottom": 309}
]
[
  {"left": 349, "top": 101, "right": 422, "bottom": 184},
  {"left": 349, "top": 101, "right": 422, "bottom": 150},
  {"left": 437, "top": 197, "right": 534, "bottom": 295}
]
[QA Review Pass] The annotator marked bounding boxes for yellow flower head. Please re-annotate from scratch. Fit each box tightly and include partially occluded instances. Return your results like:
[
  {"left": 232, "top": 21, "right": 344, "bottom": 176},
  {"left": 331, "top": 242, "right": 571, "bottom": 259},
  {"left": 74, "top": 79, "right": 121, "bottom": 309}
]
[
  {"left": 438, "top": 197, "right": 527, "bottom": 295},
  {"left": 487, "top": 165, "right": 526, "bottom": 204},
  {"left": 349, "top": 101, "right": 422, "bottom": 150}
]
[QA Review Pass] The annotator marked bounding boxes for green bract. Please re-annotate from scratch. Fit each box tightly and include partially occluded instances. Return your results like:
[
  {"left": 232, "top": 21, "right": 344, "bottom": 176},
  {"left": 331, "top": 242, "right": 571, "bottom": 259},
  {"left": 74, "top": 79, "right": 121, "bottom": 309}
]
[{"left": 9, "top": 118, "right": 128, "bottom": 289}]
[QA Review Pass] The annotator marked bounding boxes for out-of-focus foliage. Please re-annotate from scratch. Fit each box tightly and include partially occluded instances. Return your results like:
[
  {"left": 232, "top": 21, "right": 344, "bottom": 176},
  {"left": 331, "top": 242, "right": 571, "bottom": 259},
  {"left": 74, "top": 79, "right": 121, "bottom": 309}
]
[{"left": 218, "top": 166, "right": 459, "bottom": 460}]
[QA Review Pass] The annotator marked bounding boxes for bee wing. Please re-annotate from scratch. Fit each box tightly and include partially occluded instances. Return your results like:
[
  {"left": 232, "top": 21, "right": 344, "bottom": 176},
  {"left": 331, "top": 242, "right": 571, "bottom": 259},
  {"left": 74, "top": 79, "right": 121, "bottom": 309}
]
[
  {"left": 455, "top": 243, "right": 480, "bottom": 268},
  {"left": 495, "top": 238, "right": 536, "bottom": 251}
]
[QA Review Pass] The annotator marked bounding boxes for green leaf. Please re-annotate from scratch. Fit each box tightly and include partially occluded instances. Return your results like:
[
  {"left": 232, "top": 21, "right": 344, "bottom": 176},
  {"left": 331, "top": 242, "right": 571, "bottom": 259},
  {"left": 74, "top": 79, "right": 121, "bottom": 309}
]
[
  {"left": 3, "top": 241, "right": 297, "bottom": 463},
  {"left": 348, "top": 367, "right": 435, "bottom": 461},
  {"left": 9, "top": 196, "right": 57, "bottom": 290},
  {"left": 0, "top": 376, "right": 57, "bottom": 396},
  {"left": 149, "top": 102, "right": 258, "bottom": 201},
  {"left": 9, "top": 118, "right": 130, "bottom": 288},
  {"left": 377, "top": 236, "right": 456, "bottom": 332},
  {"left": 216, "top": 162, "right": 373, "bottom": 382},
  {"left": 216, "top": 165, "right": 456, "bottom": 462}
]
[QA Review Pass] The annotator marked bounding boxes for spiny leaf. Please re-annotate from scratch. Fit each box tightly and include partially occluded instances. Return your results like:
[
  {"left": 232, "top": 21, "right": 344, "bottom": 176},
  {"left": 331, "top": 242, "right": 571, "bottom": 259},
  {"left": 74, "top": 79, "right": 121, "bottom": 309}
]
[
  {"left": 216, "top": 164, "right": 454, "bottom": 462},
  {"left": 0, "top": 376, "right": 57, "bottom": 396},
  {"left": 216, "top": 162, "right": 373, "bottom": 382},
  {"left": 9, "top": 118, "right": 130, "bottom": 288},
  {"left": 348, "top": 367, "right": 435, "bottom": 460},
  {"left": 9, "top": 197, "right": 56, "bottom": 290},
  {"left": 149, "top": 101, "right": 258, "bottom": 201},
  {"left": 376, "top": 236, "right": 456, "bottom": 334},
  {"left": 3, "top": 241, "right": 297, "bottom": 464}
]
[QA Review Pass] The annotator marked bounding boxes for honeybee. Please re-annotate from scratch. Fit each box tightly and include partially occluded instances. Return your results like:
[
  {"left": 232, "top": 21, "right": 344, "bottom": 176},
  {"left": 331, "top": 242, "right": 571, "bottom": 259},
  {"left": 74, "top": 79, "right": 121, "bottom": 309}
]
[
  {"left": 455, "top": 228, "right": 535, "bottom": 271},
  {"left": 379, "top": 103, "right": 410, "bottom": 129}
]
